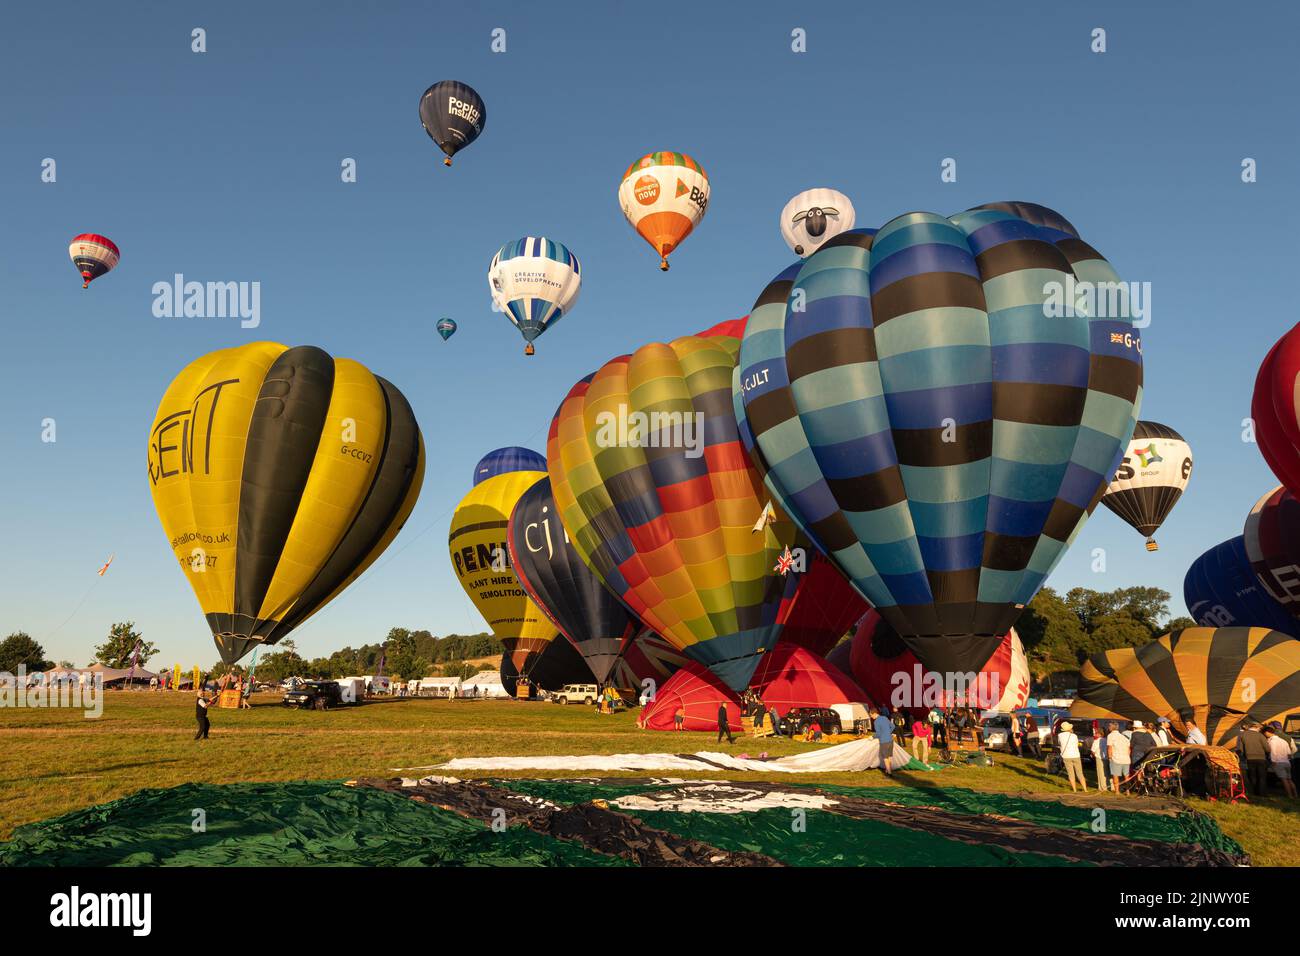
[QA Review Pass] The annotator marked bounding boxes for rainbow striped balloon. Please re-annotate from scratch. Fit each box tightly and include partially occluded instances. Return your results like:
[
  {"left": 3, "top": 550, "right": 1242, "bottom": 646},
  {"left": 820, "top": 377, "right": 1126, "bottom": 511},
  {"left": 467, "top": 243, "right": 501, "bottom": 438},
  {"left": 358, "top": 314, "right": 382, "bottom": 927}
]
[{"left": 547, "top": 334, "right": 798, "bottom": 691}]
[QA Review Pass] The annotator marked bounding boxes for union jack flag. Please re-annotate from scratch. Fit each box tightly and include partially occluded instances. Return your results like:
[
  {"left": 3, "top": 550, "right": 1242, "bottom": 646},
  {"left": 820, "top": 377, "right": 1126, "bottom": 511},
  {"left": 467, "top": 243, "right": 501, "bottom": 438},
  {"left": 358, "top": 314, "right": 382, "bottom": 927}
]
[{"left": 773, "top": 546, "right": 795, "bottom": 576}]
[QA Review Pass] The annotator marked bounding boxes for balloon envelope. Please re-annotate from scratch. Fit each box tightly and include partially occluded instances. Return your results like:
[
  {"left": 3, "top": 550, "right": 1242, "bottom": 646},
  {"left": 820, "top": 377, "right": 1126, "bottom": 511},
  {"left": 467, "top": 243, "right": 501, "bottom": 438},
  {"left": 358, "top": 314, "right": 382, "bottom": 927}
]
[
  {"left": 488, "top": 237, "right": 581, "bottom": 353},
  {"left": 148, "top": 343, "right": 425, "bottom": 663},
  {"left": 473, "top": 446, "right": 547, "bottom": 486},
  {"left": 1184, "top": 535, "right": 1298, "bottom": 637},
  {"left": 1243, "top": 485, "right": 1300, "bottom": 617},
  {"left": 733, "top": 202, "right": 1143, "bottom": 676},
  {"left": 1073, "top": 627, "right": 1300, "bottom": 745},
  {"left": 547, "top": 334, "right": 799, "bottom": 691},
  {"left": 618, "top": 151, "right": 709, "bottom": 270},
  {"left": 418, "top": 80, "right": 485, "bottom": 165},
  {"left": 508, "top": 475, "right": 640, "bottom": 684},
  {"left": 1100, "top": 421, "right": 1192, "bottom": 550},
  {"left": 69, "top": 233, "right": 119, "bottom": 289},
  {"left": 780, "top": 188, "right": 855, "bottom": 257},
  {"left": 450, "top": 471, "right": 559, "bottom": 679},
  {"left": 1251, "top": 323, "right": 1300, "bottom": 495}
]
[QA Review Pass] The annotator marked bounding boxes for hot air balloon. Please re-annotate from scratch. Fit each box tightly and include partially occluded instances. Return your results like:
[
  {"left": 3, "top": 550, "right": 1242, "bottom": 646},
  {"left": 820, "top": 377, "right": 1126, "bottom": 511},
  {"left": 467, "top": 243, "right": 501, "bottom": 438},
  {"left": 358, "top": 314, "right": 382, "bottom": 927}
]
[
  {"left": 472, "top": 446, "right": 548, "bottom": 486},
  {"left": 147, "top": 343, "right": 425, "bottom": 663},
  {"left": 547, "top": 334, "right": 800, "bottom": 691},
  {"left": 1243, "top": 485, "right": 1300, "bottom": 616},
  {"left": 1184, "top": 536, "right": 1299, "bottom": 637},
  {"left": 487, "top": 237, "right": 581, "bottom": 355},
  {"left": 1252, "top": 322, "right": 1300, "bottom": 495},
  {"left": 418, "top": 80, "right": 486, "bottom": 167},
  {"left": 609, "top": 627, "right": 688, "bottom": 693},
  {"left": 617, "top": 151, "right": 709, "bottom": 270},
  {"left": 780, "top": 188, "right": 855, "bottom": 257},
  {"left": 499, "top": 632, "right": 594, "bottom": 697},
  {"left": 449, "top": 470, "right": 559, "bottom": 680},
  {"left": 733, "top": 202, "right": 1144, "bottom": 677},
  {"left": 436, "top": 317, "right": 457, "bottom": 341},
  {"left": 1099, "top": 421, "right": 1192, "bottom": 551},
  {"left": 828, "top": 610, "right": 1029, "bottom": 712},
  {"left": 508, "top": 475, "right": 641, "bottom": 685},
  {"left": 1073, "top": 627, "right": 1300, "bottom": 745},
  {"left": 69, "top": 233, "right": 119, "bottom": 289}
]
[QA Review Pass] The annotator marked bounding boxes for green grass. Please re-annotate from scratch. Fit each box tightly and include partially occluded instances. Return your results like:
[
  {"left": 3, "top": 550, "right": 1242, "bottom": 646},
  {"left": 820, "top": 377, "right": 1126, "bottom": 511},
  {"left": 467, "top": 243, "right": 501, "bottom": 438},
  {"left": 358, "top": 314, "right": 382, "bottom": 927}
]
[{"left": 1, "top": 691, "right": 1297, "bottom": 864}]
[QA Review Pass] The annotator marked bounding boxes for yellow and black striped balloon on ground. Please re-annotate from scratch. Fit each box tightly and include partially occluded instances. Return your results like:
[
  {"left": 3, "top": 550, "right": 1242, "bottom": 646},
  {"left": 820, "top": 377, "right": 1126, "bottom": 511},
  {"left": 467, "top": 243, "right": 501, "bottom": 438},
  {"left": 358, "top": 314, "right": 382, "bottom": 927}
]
[
  {"left": 1072, "top": 627, "right": 1300, "bottom": 744},
  {"left": 148, "top": 343, "right": 425, "bottom": 663},
  {"left": 449, "top": 470, "right": 560, "bottom": 679}
]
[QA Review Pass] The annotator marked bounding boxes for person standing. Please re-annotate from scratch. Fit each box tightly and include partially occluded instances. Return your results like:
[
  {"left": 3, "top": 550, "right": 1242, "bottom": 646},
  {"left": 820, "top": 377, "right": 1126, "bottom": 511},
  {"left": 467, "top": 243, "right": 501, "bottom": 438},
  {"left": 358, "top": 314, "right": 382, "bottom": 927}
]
[
  {"left": 1265, "top": 726, "right": 1298, "bottom": 799},
  {"left": 1154, "top": 719, "right": 1171, "bottom": 747},
  {"left": 1023, "top": 714, "right": 1040, "bottom": 758},
  {"left": 1106, "top": 723, "right": 1131, "bottom": 793},
  {"left": 674, "top": 706, "right": 685, "bottom": 732},
  {"left": 769, "top": 705, "right": 782, "bottom": 737},
  {"left": 911, "top": 715, "right": 931, "bottom": 764},
  {"left": 194, "top": 692, "right": 212, "bottom": 740},
  {"left": 1185, "top": 719, "right": 1207, "bottom": 746},
  {"left": 872, "top": 708, "right": 896, "bottom": 776},
  {"left": 1238, "top": 722, "right": 1270, "bottom": 796},
  {"left": 1090, "top": 724, "right": 1108, "bottom": 792},
  {"left": 1058, "top": 722, "right": 1087, "bottom": 792},
  {"left": 1129, "top": 721, "right": 1156, "bottom": 766},
  {"left": 1010, "top": 711, "right": 1023, "bottom": 757},
  {"left": 716, "top": 702, "right": 734, "bottom": 744}
]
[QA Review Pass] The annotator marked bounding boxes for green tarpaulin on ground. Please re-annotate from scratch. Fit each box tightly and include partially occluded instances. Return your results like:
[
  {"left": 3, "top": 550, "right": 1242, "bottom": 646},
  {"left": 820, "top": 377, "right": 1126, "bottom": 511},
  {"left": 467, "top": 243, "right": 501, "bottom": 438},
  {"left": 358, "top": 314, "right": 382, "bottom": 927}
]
[
  {"left": 0, "top": 778, "right": 1246, "bottom": 867},
  {"left": 0, "top": 781, "right": 626, "bottom": 867}
]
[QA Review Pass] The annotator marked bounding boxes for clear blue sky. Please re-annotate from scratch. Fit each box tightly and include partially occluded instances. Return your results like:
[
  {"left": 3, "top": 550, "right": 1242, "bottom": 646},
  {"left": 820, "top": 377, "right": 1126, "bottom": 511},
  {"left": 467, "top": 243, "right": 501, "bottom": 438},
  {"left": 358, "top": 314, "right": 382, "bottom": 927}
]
[{"left": 1, "top": 0, "right": 1295, "bottom": 668}]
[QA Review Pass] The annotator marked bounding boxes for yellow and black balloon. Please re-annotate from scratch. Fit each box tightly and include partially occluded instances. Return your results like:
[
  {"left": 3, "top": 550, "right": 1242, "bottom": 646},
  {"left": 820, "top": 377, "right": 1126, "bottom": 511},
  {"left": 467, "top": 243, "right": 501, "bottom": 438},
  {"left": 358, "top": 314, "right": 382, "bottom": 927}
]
[
  {"left": 148, "top": 343, "right": 425, "bottom": 663},
  {"left": 449, "top": 470, "right": 559, "bottom": 679}
]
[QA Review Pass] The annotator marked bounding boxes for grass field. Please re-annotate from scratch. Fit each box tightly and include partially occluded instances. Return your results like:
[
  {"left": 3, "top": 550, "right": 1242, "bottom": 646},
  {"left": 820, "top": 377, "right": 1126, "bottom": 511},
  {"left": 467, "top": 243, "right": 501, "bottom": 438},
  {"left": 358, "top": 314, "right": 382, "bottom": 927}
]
[{"left": 2, "top": 690, "right": 1298, "bottom": 865}]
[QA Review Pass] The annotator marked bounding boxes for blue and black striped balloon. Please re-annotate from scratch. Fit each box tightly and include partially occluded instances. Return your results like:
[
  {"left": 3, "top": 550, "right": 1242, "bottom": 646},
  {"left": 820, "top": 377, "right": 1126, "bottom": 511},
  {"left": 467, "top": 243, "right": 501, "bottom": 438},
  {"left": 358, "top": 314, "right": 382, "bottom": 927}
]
[{"left": 733, "top": 201, "right": 1143, "bottom": 675}]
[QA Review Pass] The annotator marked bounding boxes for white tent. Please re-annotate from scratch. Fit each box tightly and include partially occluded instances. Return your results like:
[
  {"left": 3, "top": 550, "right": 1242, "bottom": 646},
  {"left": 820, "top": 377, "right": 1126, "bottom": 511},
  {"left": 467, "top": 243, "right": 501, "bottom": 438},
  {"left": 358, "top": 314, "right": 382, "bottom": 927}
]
[
  {"left": 418, "top": 677, "right": 462, "bottom": 698},
  {"left": 462, "top": 671, "right": 509, "bottom": 699}
]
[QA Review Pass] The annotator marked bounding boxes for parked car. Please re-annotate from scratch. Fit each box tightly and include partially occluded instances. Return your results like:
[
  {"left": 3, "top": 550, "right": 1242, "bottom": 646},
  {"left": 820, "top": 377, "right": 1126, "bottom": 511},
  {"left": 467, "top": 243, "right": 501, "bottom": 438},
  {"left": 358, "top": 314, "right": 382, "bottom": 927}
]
[
  {"left": 552, "top": 683, "right": 598, "bottom": 706},
  {"left": 980, "top": 713, "right": 1013, "bottom": 751},
  {"left": 282, "top": 680, "right": 345, "bottom": 710},
  {"left": 778, "top": 707, "right": 842, "bottom": 737}
]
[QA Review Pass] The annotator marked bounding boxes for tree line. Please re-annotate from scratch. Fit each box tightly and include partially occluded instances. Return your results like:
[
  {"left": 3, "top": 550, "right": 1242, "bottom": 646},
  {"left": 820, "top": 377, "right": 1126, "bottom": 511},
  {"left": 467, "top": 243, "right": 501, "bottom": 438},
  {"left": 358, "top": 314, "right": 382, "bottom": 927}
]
[{"left": 1, "top": 585, "right": 1196, "bottom": 686}]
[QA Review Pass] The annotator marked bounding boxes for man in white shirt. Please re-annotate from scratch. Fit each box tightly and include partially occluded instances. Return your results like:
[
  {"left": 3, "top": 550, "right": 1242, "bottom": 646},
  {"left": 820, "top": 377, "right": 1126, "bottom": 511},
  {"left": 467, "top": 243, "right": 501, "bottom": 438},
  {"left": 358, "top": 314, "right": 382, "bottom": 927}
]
[
  {"left": 1185, "top": 719, "right": 1207, "bottom": 746},
  {"left": 1154, "top": 719, "right": 1171, "bottom": 747},
  {"left": 1106, "top": 723, "right": 1132, "bottom": 793},
  {"left": 1265, "top": 726, "right": 1297, "bottom": 798},
  {"left": 1057, "top": 721, "right": 1087, "bottom": 792}
]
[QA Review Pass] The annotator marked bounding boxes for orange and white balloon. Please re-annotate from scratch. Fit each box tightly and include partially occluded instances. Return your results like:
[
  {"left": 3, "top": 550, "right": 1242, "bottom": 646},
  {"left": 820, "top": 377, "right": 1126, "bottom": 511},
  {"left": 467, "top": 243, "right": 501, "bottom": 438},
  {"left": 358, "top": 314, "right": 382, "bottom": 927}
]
[{"left": 618, "top": 151, "right": 709, "bottom": 271}]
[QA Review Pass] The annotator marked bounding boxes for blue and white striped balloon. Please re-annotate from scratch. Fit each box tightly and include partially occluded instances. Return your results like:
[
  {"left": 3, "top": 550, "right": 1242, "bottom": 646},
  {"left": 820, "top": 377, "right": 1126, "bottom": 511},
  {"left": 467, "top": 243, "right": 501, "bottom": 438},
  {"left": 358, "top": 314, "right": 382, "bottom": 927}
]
[{"left": 487, "top": 236, "right": 582, "bottom": 354}]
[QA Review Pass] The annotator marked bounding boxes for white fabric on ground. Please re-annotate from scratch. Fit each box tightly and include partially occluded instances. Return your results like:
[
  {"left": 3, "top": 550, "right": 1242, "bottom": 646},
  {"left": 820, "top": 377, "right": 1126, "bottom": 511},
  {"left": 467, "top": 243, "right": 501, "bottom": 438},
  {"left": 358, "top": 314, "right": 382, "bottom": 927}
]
[{"left": 418, "top": 737, "right": 911, "bottom": 774}]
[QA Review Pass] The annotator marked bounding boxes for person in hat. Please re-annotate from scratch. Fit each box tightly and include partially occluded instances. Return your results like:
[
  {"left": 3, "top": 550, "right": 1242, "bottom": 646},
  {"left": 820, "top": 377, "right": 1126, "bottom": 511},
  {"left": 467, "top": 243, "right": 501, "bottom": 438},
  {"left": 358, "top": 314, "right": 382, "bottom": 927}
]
[
  {"left": 1129, "top": 720, "right": 1156, "bottom": 766},
  {"left": 1057, "top": 721, "right": 1087, "bottom": 792}
]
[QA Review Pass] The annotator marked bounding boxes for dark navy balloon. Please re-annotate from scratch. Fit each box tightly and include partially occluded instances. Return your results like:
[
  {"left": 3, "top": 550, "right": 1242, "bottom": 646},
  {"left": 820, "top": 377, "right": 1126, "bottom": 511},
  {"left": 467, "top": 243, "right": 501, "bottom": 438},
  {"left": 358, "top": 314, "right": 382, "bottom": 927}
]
[
  {"left": 472, "top": 446, "right": 547, "bottom": 487},
  {"left": 507, "top": 476, "right": 640, "bottom": 684},
  {"left": 1184, "top": 536, "right": 1299, "bottom": 637},
  {"left": 419, "top": 80, "right": 486, "bottom": 167}
]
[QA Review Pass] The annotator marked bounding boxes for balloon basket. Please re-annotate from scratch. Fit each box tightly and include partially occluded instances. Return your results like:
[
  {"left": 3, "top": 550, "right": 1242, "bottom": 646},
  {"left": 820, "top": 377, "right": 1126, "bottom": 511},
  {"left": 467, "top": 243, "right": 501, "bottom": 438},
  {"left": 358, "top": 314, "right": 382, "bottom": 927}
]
[
  {"left": 1145, "top": 539, "right": 1158, "bottom": 552},
  {"left": 443, "top": 157, "right": 452, "bottom": 167},
  {"left": 524, "top": 344, "right": 535, "bottom": 356},
  {"left": 659, "top": 259, "right": 669, "bottom": 272}
]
